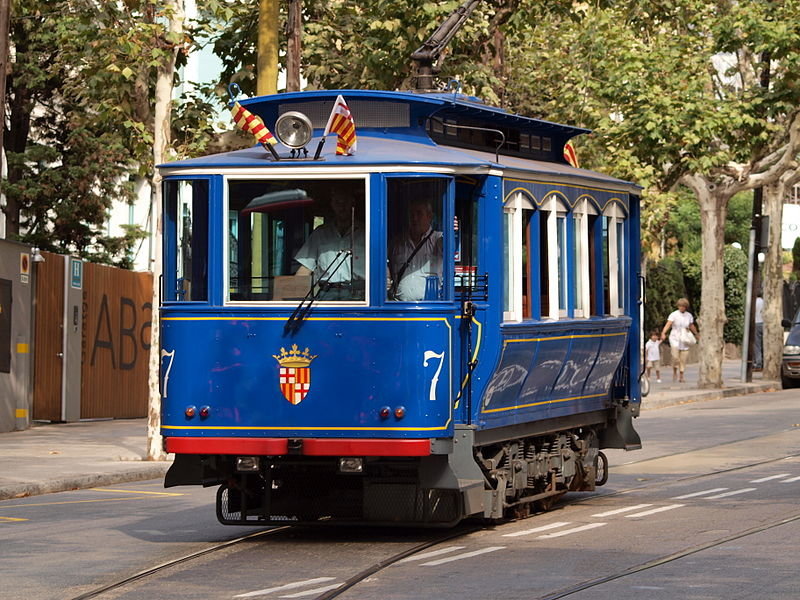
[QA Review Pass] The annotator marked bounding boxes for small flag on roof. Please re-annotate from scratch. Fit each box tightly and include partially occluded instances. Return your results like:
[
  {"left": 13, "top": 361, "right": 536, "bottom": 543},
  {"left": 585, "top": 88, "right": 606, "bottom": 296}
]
[
  {"left": 231, "top": 101, "right": 278, "bottom": 148},
  {"left": 323, "top": 95, "right": 357, "bottom": 155},
  {"left": 564, "top": 141, "right": 579, "bottom": 168}
]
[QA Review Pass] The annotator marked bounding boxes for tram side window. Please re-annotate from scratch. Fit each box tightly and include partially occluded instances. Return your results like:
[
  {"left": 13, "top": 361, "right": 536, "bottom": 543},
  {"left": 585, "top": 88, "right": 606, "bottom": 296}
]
[
  {"left": 601, "top": 203, "right": 626, "bottom": 316},
  {"left": 228, "top": 179, "right": 366, "bottom": 302},
  {"left": 540, "top": 194, "right": 568, "bottom": 319},
  {"left": 164, "top": 180, "right": 208, "bottom": 302},
  {"left": 455, "top": 185, "right": 479, "bottom": 297},
  {"left": 386, "top": 178, "right": 447, "bottom": 302},
  {"left": 503, "top": 192, "right": 534, "bottom": 321},
  {"left": 572, "top": 199, "right": 597, "bottom": 318}
]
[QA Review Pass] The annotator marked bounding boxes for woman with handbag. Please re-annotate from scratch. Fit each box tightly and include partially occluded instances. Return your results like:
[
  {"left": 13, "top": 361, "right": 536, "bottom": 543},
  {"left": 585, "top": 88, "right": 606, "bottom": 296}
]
[{"left": 661, "top": 297, "right": 700, "bottom": 383}]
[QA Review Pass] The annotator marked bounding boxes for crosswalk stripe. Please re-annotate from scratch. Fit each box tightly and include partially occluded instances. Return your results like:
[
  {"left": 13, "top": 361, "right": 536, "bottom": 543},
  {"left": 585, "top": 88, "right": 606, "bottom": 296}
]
[
  {"left": 538, "top": 523, "right": 607, "bottom": 538},
  {"left": 625, "top": 504, "right": 684, "bottom": 518},
  {"left": 397, "top": 546, "right": 465, "bottom": 563},
  {"left": 705, "top": 488, "right": 757, "bottom": 499},
  {"left": 750, "top": 474, "right": 791, "bottom": 483},
  {"left": 591, "top": 504, "right": 653, "bottom": 517},
  {"left": 234, "top": 577, "right": 337, "bottom": 598},
  {"left": 502, "top": 522, "right": 571, "bottom": 537},
  {"left": 671, "top": 487, "right": 728, "bottom": 499},
  {"left": 421, "top": 546, "right": 505, "bottom": 566},
  {"left": 280, "top": 584, "right": 342, "bottom": 598}
]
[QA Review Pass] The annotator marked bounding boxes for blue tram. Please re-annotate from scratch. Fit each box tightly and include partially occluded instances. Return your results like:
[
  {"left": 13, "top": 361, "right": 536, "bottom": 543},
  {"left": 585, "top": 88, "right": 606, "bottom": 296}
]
[{"left": 159, "top": 89, "right": 642, "bottom": 525}]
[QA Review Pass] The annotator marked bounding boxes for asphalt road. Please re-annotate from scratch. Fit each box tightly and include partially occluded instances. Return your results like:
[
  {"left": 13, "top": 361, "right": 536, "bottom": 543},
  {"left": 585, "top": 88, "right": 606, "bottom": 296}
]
[{"left": 1, "top": 390, "right": 798, "bottom": 600}]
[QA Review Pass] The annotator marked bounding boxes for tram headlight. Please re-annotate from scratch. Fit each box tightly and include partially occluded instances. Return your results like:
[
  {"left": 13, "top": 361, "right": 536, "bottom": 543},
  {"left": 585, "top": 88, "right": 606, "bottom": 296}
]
[
  {"left": 236, "top": 457, "right": 260, "bottom": 472},
  {"left": 275, "top": 111, "right": 313, "bottom": 149},
  {"left": 339, "top": 457, "right": 363, "bottom": 473}
]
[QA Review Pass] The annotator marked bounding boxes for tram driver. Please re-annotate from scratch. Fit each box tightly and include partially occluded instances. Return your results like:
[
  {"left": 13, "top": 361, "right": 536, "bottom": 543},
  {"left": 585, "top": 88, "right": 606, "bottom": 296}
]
[
  {"left": 388, "top": 198, "right": 443, "bottom": 301},
  {"left": 294, "top": 188, "right": 365, "bottom": 300}
]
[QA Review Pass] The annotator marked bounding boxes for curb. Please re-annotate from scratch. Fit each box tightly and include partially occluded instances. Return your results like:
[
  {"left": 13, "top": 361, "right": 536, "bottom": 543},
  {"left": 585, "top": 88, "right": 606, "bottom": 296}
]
[
  {"left": 642, "top": 382, "right": 780, "bottom": 411},
  {"left": 0, "top": 463, "right": 172, "bottom": 501}
]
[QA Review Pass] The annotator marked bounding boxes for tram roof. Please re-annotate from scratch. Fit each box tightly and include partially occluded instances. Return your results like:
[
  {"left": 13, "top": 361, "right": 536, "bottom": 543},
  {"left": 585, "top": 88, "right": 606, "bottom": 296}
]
[{"left": 161, "top": 89, "right": 640, "bottom": 194}]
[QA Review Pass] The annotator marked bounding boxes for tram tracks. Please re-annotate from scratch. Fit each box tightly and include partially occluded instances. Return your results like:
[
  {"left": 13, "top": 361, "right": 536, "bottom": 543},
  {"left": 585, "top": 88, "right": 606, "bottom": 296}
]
[
  {"left": 69, "top": 437, "right": 799, "bottom": 600},
  {"left": 69, "top": 527, "right": 292, "bottom": 600},
  {"left": 534, "top": 511, "right": 800, "bottom": 600}
]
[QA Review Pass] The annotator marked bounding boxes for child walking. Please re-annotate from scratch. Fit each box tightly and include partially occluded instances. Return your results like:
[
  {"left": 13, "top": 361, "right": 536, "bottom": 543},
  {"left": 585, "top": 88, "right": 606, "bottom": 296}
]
[{"left": 645, "top": 330, "right": 662, "bottom": 383}]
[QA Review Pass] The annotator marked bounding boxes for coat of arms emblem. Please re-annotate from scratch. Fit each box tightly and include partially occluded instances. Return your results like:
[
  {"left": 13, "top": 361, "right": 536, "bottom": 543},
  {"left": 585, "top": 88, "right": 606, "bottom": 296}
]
[{"left": 273, "top": 344, "right": 317, "bottom": 405}]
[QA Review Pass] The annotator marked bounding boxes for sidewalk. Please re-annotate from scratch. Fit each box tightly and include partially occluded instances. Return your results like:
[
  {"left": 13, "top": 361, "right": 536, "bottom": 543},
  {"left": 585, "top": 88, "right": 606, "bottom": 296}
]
[
  {"left": 640, "top": 358, "right": 779, "bottom": 410},
  {"left": 0, "top": 359, "right": 781, "bottom": 501}
]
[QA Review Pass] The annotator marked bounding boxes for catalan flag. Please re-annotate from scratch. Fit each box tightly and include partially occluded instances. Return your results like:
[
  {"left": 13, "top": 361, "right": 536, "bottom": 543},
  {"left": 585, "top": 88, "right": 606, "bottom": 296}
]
[
  {"left": 563, "top": 141, "right": 579, "bottom": 168},
  {"left": 230, "top": 101, "right": 278, "bottom": 148},
  {"left": 323, "top": 95, "right": 357, "bottom": 155}
]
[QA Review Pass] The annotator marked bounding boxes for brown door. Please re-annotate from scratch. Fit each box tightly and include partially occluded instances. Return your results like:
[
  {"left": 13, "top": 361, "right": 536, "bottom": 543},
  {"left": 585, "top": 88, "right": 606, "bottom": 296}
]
[
  {"left": 81, "top": 262, "right": 152, "bottom": 419},
  {"left": 33, "top": 252, "right": 65, "bottom": 421}
]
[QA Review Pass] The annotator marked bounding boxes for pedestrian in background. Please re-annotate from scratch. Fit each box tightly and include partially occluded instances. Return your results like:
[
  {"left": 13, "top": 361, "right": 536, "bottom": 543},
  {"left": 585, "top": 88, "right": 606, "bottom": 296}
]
[
  {"left": 645, "top": 330, "right": 662, "bottom": 383},
  {"left": 753, "top": 293, "right": 764, "bottom": 371},
  {"left": 661, "top": 298, "right": 700, "bottom": 383}
]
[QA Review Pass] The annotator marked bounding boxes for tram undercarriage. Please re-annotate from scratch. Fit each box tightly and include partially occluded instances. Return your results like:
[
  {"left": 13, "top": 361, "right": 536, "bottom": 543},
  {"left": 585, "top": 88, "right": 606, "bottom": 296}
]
[{"left": 167, "top": 421, "right": 613, "bottom": 526}]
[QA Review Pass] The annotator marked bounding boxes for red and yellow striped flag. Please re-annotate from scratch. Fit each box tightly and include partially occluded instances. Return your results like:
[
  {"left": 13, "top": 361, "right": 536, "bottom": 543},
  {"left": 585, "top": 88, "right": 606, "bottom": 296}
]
[
  {"left": 563, "top": 141, "right": 579, "bottom": 168},
  {"left": 230, "top": 101, "right": 277, "bottom": 147},
  {"left": 323, "top": 95, "right": 357, "bottom": 155}
]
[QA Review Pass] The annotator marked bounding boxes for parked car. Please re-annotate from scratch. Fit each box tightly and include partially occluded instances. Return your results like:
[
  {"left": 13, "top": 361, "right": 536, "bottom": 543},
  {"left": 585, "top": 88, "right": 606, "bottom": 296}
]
[{"left": 781, "top": 309, "right": 800, "bottom": 389}]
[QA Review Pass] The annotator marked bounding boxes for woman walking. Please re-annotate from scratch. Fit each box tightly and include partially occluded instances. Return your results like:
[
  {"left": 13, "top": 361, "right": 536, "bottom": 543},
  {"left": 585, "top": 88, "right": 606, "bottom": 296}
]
[{"left": 661, "top": 298, "right": 700, "bottom": 383}]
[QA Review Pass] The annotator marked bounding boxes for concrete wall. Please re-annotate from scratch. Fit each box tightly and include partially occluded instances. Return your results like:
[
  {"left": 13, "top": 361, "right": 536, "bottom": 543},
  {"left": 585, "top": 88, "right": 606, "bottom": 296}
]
[{"left": 0, "top": 240, "right": 34, "bottom": 432}]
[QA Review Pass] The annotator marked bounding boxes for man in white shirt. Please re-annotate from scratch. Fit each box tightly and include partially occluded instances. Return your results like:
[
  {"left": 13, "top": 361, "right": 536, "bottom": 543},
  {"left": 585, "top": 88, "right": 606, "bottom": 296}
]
[
  {"left": 294, "top": 190, "right": 365, "bottom": 300},
  {"left": 388, "top": 198, "right": 443, "bottom": 301}
]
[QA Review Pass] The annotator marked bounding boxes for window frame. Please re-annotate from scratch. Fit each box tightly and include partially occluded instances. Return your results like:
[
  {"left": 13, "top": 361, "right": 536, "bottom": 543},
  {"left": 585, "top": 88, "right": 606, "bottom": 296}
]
[
  {"left": 383, "top": 173, "right": 455, "bottom": 304},
  {"left": 603, "top": 201, "right": 626, "bottom": 316},
  {"left": 503, "top": 191, "right": 535, "bottom": 322},
  {"left": 223, "top": 173, "right": 371, "bottom": 306}
]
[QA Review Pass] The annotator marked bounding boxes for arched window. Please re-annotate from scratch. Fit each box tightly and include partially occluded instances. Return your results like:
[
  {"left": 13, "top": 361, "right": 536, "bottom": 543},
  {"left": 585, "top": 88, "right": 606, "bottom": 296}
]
[
  {"left": 572, "top": 198, "right": 598, "bottom": 318},
  {"left": 540, "top": 193, "right": 569, "bottom": 320},
  {"left": 602, "top": 202, "right": 626, "bottom": 316},
  {"left": 503, "top": 192, "right": 535, "bottom": 321}
]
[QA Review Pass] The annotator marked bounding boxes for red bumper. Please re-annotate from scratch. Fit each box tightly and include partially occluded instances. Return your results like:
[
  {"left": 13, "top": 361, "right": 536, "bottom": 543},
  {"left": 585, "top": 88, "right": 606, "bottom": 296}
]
[{"left": 165, "top": 437, "right": 431, "bottom": 457}]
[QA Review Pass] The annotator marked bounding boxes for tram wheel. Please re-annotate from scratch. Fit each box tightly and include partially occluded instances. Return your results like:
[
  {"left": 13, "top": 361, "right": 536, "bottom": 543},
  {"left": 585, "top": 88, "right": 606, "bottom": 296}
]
[{"left": 595, "top": 451, "right": 609, "bottom": 487}]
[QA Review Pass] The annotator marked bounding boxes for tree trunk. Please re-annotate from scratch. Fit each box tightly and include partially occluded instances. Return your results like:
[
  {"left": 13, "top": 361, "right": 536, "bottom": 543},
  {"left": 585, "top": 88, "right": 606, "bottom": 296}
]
[
  {"left": 286, "top": 0, "right": 302, "bottom": 92},
  {"left": 146, "top": 0, "right": 184, "bottom": 461},
  {"left": 689, "top": 176, "right": 728, "bottom": 388},
  {"left": 764, "top": 170, "right": 800, "bottom": 381}
]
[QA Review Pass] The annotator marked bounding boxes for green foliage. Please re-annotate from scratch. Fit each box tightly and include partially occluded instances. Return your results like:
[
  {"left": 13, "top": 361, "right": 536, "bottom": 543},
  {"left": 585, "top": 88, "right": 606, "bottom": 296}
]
[
  {"left": 723, "top": 245, "right": 748, "bottom": 344},
  {"left": 4, "top": 0, "right": 204, "bottom": 267}
]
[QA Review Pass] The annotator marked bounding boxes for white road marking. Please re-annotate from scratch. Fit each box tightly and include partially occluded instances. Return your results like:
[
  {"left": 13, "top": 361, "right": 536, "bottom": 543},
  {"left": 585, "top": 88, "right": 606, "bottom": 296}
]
[
  {"left": 671, "top": 487, "right": 728, "bottom": 499},
  {"left": 705, "top": 487, "right": 757, "bottom": 499},
  {"left": 780, "top": 475, "right": 800, "bottom": 483},
  {"left": 750, "top": 474, "right": 791, "bottom": 483},
  {"left": 502, "top": 522, "right": 572, "bottom": 537},
  {"left": 396, "top": 546, "right": 465, "bottom": 563},
  {"left": 421, "top": 546, "right": 505, "bottom": 566},
  {"left": 625, "top": 504, "right": 684, "bottom": 518},
  {"left": 234, "top": 577, "right": 337, "bottom": 598},
  {"left": 538, "top": 523, "right": 607, "bottom": 538},
  {"left": 280, "top": 583, "right": 342, "bottom": 598},
  {"left": 591, "top": 504, "right": 652, "bottom": 517}
]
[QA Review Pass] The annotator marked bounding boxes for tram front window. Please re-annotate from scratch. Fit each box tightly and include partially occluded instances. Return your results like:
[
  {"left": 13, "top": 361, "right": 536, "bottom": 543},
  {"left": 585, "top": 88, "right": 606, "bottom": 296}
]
[{"left": 228, "top": 179, "right": 366, "bottom": 302}]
